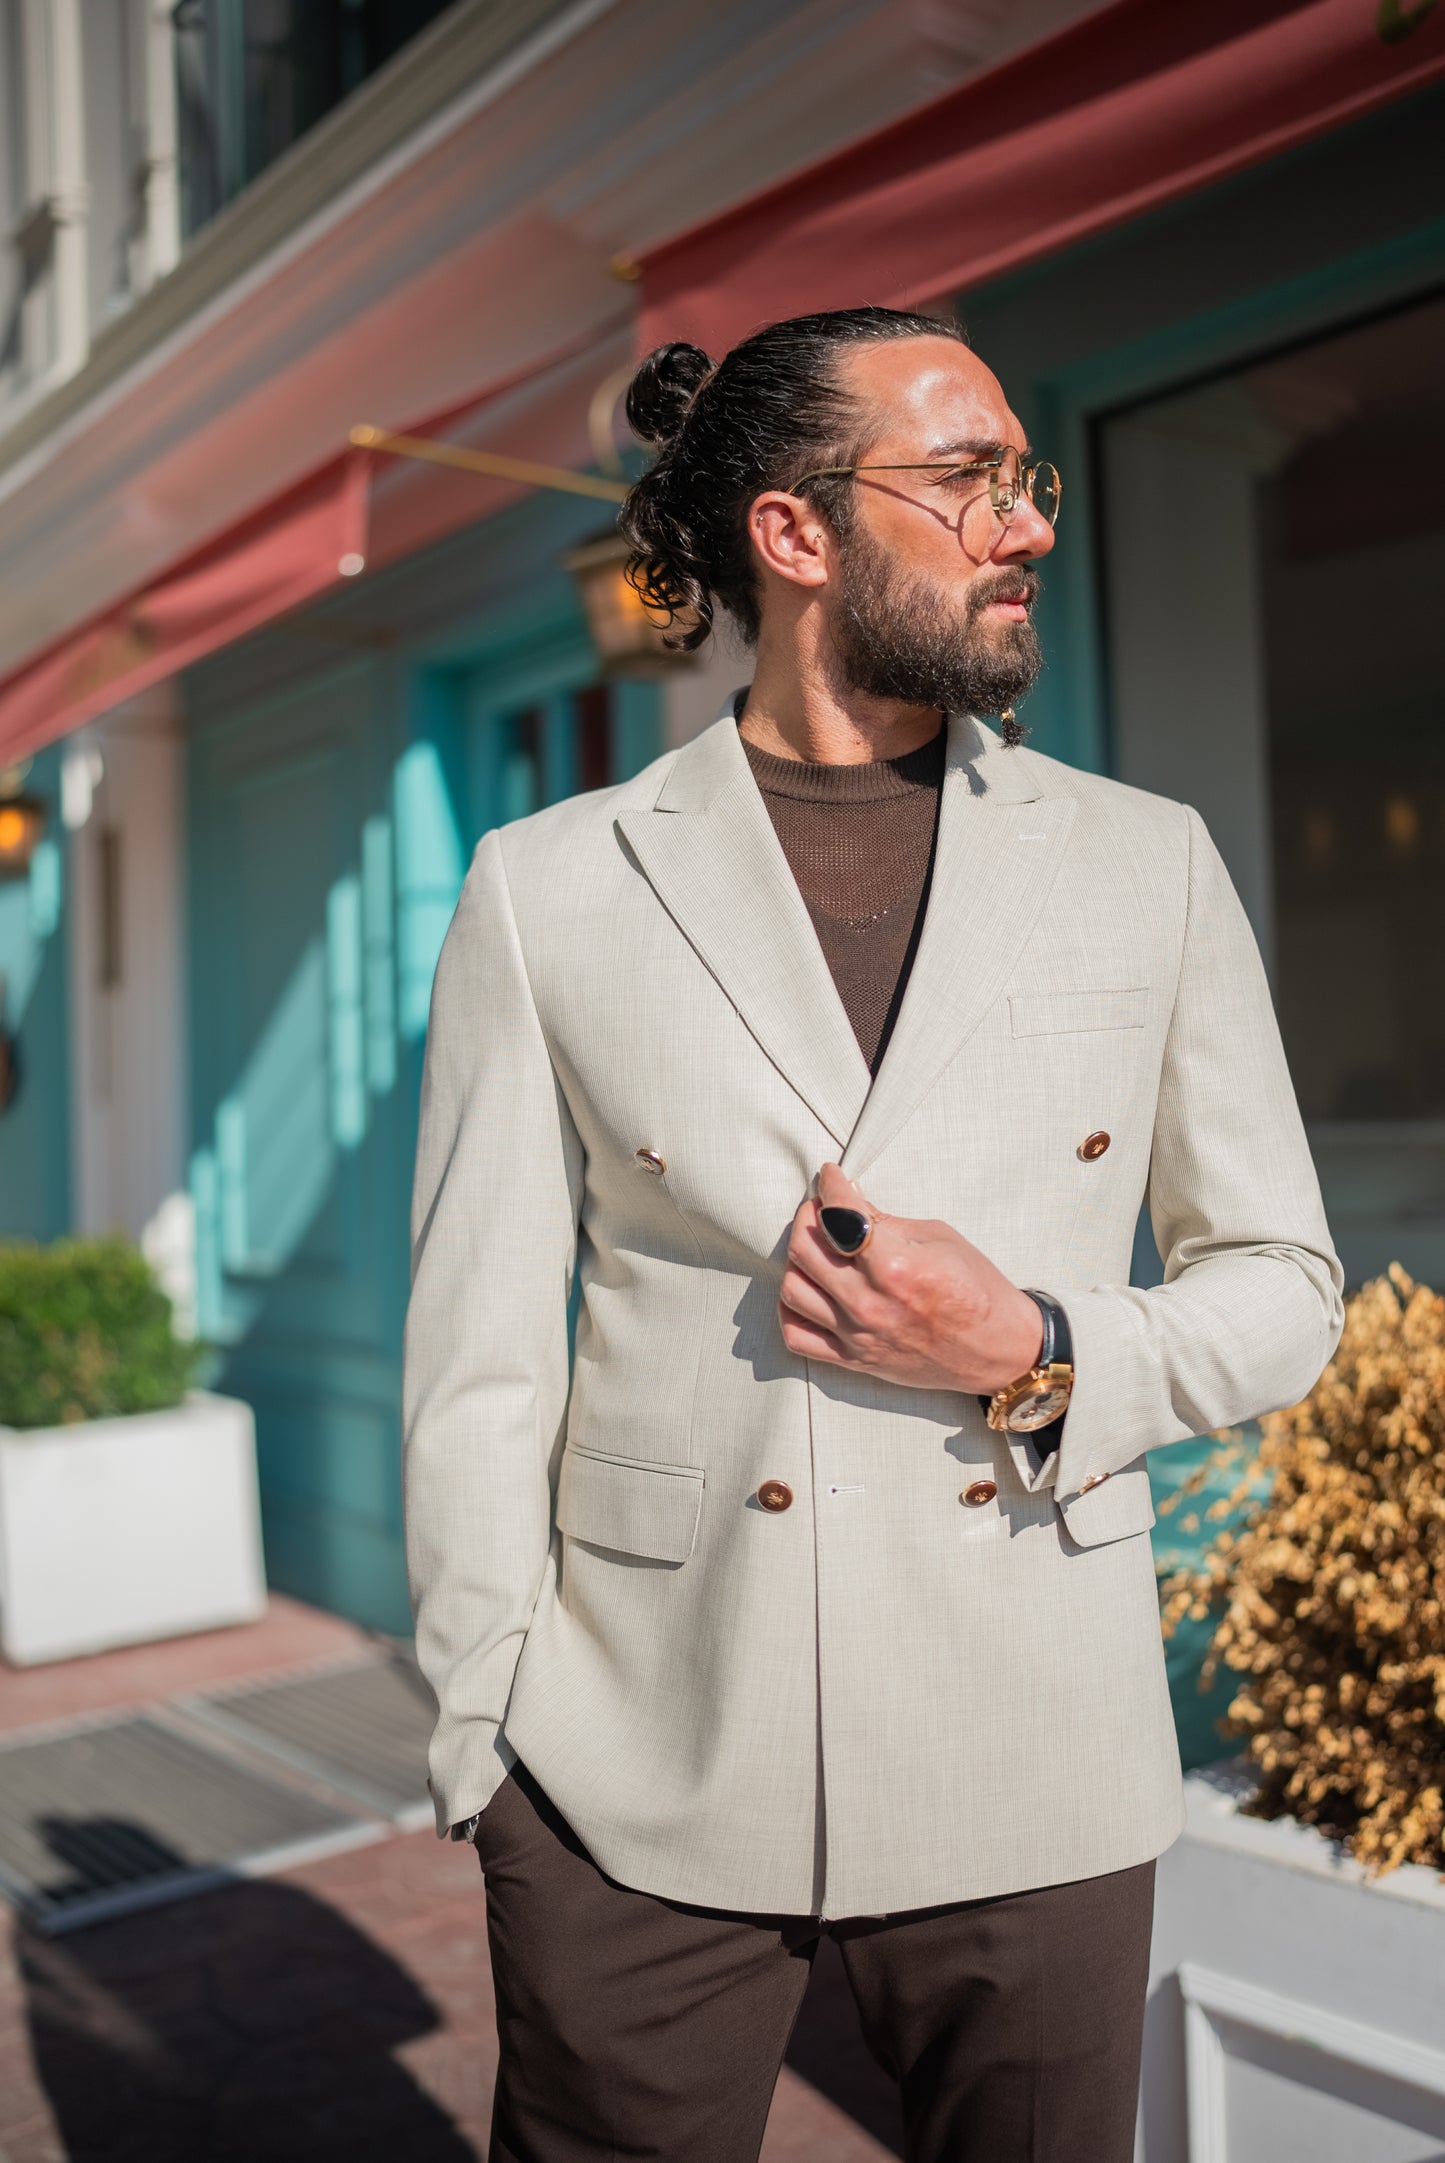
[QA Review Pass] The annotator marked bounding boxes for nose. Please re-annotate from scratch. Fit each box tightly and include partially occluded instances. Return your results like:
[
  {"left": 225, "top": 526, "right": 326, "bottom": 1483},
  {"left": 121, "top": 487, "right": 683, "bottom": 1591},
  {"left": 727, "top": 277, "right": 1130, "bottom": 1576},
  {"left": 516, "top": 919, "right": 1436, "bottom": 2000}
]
[{"left": 999, "top": 495, "right": 1056, "bottom": 559}]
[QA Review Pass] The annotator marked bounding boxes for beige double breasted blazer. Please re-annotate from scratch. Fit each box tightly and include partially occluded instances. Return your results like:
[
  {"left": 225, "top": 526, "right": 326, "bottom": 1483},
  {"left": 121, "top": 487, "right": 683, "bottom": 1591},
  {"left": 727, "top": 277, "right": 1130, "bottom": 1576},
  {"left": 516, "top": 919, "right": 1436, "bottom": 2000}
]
[{"left": 403, "top": 705, "right": 1343, "bottom": 1920}]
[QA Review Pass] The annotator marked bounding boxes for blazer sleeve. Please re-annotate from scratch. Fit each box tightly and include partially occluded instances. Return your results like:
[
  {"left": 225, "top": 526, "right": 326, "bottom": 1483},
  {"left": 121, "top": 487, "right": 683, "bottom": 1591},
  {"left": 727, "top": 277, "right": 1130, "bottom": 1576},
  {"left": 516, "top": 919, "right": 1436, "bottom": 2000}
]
[
  {"left": 403, "top": 827, "right": 583, "bottom": 1835},
  {"left": 1038, "top": 802, "right": 1344, "bottom": 1503}
]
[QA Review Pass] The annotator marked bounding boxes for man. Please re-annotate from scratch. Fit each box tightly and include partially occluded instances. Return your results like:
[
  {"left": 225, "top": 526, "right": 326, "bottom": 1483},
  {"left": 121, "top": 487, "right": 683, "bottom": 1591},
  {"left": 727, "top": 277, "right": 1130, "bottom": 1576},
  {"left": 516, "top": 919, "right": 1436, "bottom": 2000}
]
[{"left": 404, "top": 307, "right": 1342, "bottom": 2162}]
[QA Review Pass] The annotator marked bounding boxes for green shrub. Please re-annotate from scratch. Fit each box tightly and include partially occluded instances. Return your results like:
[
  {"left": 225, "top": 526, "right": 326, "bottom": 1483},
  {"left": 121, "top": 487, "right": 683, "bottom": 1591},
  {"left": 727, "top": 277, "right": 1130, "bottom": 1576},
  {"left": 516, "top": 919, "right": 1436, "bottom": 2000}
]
[{"left": 0, "top": 1238, "right": 203, "bottom": 1430}]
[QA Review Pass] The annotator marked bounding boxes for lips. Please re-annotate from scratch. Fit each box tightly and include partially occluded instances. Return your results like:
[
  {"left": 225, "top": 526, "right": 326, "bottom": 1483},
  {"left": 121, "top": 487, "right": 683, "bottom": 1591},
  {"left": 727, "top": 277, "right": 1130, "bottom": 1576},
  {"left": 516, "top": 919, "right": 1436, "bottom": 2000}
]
[{"left": 976, "top": 570, "right": 1039, "bottom": 619}]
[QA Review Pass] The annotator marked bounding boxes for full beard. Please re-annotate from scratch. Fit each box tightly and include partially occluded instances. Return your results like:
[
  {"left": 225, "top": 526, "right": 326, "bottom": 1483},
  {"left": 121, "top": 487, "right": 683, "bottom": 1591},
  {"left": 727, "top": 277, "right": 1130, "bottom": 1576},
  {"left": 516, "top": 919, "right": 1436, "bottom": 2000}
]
[{"left": 831, "top": 528, "right": 1043, "bottom": 718}]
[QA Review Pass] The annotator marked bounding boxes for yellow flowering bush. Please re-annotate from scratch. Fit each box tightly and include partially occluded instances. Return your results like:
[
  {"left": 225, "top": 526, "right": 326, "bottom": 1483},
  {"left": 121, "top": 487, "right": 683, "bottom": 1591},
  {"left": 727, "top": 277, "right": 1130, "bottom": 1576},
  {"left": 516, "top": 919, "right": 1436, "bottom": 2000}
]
[{"left": 1161, "top": 1265, "right": 1445, "bottom": 1876}]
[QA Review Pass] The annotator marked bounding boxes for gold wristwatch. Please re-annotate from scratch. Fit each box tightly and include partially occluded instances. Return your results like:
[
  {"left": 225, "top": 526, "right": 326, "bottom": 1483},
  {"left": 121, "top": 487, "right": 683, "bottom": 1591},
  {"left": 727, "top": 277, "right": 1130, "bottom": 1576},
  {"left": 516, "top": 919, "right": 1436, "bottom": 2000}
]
[{"left": 985, "top": 1289, "right": 1074, "bottom": 1434}]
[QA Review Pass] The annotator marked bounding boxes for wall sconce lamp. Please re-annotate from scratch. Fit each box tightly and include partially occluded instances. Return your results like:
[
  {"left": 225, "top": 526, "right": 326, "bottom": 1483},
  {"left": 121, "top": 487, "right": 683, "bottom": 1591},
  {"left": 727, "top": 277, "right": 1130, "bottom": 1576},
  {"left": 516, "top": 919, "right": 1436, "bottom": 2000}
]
[
  {"left": 352, "top": 404, "right": 698, "bottom": 678},
  {"left": 0, "top": 796, "right": 45, "bottom": 881},
  {"left": 563, "top": 532, "right": 698, "bottom": 677}
]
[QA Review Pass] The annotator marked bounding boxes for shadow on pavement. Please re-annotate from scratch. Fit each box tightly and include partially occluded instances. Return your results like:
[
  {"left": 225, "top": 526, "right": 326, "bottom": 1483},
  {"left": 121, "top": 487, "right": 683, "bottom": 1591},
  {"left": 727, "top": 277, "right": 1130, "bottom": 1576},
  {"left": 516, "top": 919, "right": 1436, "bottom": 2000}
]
[
  {"left": 17, "top": 1816, "right": 474, "bottom": 2162},
  {"left": 19, "top": 1816, "right": 905, "bottom": 2160}
]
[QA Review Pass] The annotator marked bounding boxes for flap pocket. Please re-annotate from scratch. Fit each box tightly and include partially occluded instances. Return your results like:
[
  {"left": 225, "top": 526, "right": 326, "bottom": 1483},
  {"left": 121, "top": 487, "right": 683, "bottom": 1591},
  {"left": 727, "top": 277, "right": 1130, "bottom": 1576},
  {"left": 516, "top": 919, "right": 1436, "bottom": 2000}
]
[
  {"left": 1056, "top": 1466, "right": 1156, "bottom": 1550},
  {"left": 556, "top": 1447, "right": 704, "bottom": 1564},
  {"left": 1010, "top": 987, "right": 1149, "bottom": 1037}
]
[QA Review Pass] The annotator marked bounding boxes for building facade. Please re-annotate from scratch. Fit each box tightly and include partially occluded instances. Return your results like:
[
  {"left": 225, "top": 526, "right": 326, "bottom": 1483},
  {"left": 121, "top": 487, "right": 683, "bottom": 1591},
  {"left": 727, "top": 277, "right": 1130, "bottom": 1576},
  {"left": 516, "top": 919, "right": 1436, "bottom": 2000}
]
[{"left": 1, "top": 0, "right": 1442, "bottom": 1643}]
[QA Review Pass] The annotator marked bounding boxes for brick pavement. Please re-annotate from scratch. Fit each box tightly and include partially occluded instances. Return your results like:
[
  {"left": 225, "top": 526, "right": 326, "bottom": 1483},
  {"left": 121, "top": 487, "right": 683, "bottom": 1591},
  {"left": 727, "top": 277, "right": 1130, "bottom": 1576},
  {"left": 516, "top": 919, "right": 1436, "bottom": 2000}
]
[
  {"left": 0, "top": 1595, "right": 373, "bottom": 1740},
  {"left": 0, "top": 1825, "right": 902, "bottom": 2161},
  {"left": 0, "top": 1598, "right": 903, "bottom": 2160}
]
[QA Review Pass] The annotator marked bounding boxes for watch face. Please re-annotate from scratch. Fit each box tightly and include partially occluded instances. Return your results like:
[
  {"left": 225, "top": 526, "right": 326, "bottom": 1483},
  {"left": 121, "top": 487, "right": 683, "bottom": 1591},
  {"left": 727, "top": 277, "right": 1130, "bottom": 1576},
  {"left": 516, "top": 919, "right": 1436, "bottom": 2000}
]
[{"left": 1007, "top": 1383, "right": 1072, "bottom": 1432}]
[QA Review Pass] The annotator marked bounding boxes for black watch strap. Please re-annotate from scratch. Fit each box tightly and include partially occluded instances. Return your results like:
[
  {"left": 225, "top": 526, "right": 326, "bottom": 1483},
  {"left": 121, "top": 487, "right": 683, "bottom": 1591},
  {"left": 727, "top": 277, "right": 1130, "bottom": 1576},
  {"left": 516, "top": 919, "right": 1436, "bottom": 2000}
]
[
  {"left": 1021, "top": 1288, "right": 1072, "bottom": 1370},
  {"left": 974, "top": 1289, "right": 1074, "bottom": 1444},
  {"left": 1022, "top": 1288, "right": 1071, "bottom": 1456}
]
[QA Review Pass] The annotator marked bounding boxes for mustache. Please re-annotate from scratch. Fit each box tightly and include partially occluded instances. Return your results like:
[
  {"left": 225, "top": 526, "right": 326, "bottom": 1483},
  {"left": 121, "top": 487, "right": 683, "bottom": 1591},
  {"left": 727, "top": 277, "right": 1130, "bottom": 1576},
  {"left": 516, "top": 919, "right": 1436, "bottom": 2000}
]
[{"left": 970, "top": 567, "right": 1042, "bottom": 611}]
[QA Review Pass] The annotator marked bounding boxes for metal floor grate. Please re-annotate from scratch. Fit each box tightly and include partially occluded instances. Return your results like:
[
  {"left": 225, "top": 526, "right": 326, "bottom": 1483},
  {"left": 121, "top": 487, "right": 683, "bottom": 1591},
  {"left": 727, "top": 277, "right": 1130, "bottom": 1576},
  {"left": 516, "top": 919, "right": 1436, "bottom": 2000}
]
[
  {"left": 182, "top": 1653, "right": 435, "bottom": 1821},
  {"left": 0, "top": 1714, "right": 370, "bottom": 1932}
]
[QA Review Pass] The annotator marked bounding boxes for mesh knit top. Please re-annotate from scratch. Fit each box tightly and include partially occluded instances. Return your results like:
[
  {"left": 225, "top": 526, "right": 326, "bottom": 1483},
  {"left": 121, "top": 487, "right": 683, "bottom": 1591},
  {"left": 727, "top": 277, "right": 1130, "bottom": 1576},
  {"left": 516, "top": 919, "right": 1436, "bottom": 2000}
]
[{"left": 741, "top": 724, "right": 946, "bottom": 1076}]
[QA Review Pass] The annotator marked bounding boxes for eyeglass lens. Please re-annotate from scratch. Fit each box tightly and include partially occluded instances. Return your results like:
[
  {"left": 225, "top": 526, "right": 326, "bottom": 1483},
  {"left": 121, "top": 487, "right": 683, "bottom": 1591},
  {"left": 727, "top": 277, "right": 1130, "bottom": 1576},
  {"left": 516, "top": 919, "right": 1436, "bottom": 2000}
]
[
  {"left": 989, "top": 448, "right": 1061, "bottom": 527},
  {"left": 1027, "top": 462, "right": 1061, "bottom": 527}
]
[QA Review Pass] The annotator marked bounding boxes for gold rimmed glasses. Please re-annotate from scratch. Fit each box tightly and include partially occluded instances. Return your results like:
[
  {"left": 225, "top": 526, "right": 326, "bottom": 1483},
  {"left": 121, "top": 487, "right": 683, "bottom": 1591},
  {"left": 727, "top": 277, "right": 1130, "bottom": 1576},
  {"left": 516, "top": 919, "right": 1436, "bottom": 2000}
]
[{"left": 790, "top": 446, "right": 1062, "bottom": 528}]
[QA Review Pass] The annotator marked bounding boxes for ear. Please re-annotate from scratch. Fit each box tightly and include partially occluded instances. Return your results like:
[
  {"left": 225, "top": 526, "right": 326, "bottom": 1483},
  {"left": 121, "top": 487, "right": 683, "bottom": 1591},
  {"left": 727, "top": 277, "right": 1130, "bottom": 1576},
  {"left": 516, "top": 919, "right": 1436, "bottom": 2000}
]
[{"left": 747, "top": 491, "right": 836, "bottom": 593}]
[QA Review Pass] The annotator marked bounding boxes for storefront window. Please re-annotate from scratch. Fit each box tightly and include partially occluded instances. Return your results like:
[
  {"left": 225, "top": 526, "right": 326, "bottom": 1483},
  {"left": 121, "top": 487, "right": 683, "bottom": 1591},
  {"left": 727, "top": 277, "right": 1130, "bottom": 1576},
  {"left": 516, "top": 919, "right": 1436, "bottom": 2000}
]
[
  {"left": 1103, "top": 288, "right": 1445, "bottom": 1289},
  {"left": 1255, "top": 295, "right": 1445, "bottom": 1124},
  {"left": 173, "top": 0, "right": 457, "bottom": 238}
]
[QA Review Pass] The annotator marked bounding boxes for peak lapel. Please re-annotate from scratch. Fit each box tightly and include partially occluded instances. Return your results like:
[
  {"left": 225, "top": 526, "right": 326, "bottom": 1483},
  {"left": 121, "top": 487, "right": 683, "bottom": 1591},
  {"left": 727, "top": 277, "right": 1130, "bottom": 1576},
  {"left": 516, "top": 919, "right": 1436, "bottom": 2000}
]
[
  {"left": 842, "top": 717, "right": 1077, "bottom": 1180},
  {"left": 615, "top": 717, "right": 871, "bottom": 1148}
]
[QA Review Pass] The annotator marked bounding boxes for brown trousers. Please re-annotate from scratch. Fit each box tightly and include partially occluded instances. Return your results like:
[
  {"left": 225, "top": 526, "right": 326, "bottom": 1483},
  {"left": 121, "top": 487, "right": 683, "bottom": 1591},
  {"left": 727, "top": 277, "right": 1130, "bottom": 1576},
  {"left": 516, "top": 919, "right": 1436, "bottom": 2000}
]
[{"left": 474, "top": 1766, "right": 1155, "bottom": 2163}]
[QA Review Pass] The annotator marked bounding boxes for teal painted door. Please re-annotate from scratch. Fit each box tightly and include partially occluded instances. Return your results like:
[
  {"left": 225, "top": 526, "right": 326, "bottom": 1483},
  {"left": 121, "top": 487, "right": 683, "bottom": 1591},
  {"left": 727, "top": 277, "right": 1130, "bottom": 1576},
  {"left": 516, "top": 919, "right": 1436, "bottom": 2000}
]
[
  {"left": 458, "top": 649, "right": 662, "bottom": 835},
  {"left": 187, "top": 633, "right": 660, "bottom": 1632},
  {"left": 188, "top": 658, "right": 415, "bottom": 1631}
]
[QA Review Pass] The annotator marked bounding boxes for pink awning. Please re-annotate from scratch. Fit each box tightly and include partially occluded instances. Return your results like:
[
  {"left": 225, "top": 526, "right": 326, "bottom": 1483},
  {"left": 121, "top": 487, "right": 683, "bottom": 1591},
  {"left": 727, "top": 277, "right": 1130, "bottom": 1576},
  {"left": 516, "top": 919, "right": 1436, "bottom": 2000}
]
[
  {"left": 636, "top": 0, "right": 1445, "bottom": 356},
  {"left": 0, "top": 454, "right": 369, "bottom": 766},
  {"left": 0, "top": 327, "right": 623, "bottom": 766}
]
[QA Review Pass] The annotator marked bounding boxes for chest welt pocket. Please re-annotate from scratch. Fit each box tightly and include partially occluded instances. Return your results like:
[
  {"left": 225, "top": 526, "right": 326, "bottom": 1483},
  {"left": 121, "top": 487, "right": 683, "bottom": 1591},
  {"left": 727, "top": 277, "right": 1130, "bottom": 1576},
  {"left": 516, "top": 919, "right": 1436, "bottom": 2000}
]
[
  {"left": 556, "top": 1446, "right": 704, "bottom": 1564},
  {"left": 1009, "top": 987, "right": 1149, "bottom": 1037}
]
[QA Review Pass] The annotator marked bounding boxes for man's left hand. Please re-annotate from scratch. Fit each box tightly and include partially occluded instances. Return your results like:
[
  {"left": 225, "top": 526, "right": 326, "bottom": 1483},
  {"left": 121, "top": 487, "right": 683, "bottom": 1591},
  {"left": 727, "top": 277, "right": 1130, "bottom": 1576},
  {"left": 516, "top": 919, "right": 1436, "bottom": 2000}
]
[{"left": 779, "top": 1163, "right": 1044, "bottom": 1396}]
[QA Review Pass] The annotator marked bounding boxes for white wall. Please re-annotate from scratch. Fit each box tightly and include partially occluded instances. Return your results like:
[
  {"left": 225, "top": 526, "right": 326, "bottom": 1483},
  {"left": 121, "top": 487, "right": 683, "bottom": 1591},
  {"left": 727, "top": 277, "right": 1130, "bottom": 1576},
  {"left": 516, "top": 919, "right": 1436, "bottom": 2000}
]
[
  {"left": 662, "top": 621, "right": 752, "bottom": 748},
  {"left": 0, "top": 0, "right": 176, "bottom": 422},
  {"left": 67, "top": 689, "right": 189, "bottom": 1278}
]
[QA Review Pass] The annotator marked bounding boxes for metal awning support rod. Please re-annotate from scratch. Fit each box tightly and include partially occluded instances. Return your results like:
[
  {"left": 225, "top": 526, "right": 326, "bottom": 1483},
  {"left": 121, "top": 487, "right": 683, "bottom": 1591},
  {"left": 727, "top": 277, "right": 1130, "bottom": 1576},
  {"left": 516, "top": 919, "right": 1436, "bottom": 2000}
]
[{"left": 349, "top": 425, "right": 628, "bottom": 503}]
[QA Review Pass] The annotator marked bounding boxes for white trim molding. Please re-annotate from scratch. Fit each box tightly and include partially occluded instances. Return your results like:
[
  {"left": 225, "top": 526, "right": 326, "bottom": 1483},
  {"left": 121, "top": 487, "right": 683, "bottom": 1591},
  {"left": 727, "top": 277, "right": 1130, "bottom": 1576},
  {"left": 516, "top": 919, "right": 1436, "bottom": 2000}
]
[
  {"left": 1178, "top": 1960, "right": 1445, "bottom": 2163},
  {"left": 67, "top": 689, "right": 187, "bottom": 1241}
]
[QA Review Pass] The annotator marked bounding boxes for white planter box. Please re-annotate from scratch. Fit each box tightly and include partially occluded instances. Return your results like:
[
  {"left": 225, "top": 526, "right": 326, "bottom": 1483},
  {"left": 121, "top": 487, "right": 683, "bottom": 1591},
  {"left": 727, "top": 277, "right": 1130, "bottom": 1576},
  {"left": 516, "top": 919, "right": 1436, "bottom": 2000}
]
[
  {"left": 1143, "top": 1764, "right": 1445, "bottom": 2162},
  {"left": 0, "top": 1391, "right": 266, "bottom": 1665}
]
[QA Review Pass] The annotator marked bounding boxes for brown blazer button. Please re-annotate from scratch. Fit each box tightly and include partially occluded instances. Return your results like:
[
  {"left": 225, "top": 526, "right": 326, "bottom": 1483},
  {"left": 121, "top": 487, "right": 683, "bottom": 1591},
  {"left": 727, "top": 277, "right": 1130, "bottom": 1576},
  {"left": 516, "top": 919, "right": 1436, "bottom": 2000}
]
[
  {"left": 757, "top": 1479, "right": 793, "bottom": 1513},
  {"left": 634, "top": 1148, "right": 666, "bottom": 1175},
  {"left": 1078, "top": 1131, "right": 1111, "bottom": 1161},
  {"left": 960, "top": 1480, "right": 997, "bottom": 1507}
]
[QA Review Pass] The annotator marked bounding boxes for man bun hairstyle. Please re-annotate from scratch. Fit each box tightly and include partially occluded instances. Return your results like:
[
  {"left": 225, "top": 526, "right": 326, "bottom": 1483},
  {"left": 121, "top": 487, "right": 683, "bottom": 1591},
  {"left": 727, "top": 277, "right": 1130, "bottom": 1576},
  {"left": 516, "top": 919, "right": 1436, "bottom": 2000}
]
[
  {"left": 619, "top": 307, "right": 966, "bottom": 650},
  {"left": 624, "top": 341, "right": 713, "bottom": 450}
]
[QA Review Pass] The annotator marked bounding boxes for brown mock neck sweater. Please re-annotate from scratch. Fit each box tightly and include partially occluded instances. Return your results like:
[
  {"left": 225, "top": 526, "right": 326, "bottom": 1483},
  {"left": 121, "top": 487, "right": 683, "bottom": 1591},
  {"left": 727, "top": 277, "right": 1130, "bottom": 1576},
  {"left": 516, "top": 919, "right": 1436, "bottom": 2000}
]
[{"left": 741, "top": 726, "right": 946, "bottom": 1076}]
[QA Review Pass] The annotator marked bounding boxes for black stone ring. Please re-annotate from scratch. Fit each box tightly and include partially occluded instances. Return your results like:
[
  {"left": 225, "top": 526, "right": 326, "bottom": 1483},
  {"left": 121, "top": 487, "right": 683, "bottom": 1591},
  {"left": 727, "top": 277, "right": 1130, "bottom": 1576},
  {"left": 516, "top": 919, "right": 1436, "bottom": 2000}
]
[{"left": 818, "top": 1205, "right": 873, "bottom": 1258}]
